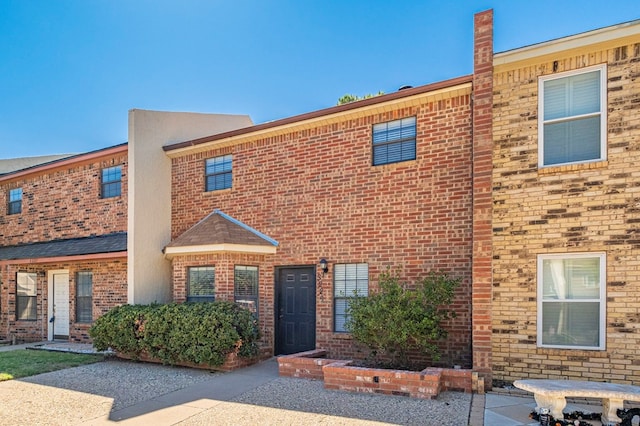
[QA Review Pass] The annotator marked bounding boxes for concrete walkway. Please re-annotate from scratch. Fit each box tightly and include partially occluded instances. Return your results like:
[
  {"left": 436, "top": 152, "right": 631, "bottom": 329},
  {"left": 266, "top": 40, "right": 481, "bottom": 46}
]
[
  {"left": 483, "top": 391, "right": 608, "bottom": 426},
  {"left": 91, "top": 357, "right": 287, "bottom": 425}
]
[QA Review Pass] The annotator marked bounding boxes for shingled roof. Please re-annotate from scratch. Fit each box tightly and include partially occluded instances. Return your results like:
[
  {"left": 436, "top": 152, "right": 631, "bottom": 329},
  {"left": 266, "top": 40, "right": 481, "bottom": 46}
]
[
  {"left": 164, "top": 210, "right": 278, "bottom": 258},
  {"left": 0, "top": 232, "right": 127, "bottom": 261}
]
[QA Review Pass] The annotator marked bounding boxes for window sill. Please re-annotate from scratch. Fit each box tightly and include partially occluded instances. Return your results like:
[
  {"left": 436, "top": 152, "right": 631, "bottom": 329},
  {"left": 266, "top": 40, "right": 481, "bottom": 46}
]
[
  {"left": 203, "top": 188, "right": 232, "bottom": 195},
  {"left": 536, "top": 346, "right": 607, "bottom": 356},
  {"left": 332, "top": 332, "right": 353, "bottom": 340},
  {"left": 538, "top": 160, "right": 608, "bottom": 175},
  {"left": 371, "top": 159, "right": 417, "bottom": 169}
]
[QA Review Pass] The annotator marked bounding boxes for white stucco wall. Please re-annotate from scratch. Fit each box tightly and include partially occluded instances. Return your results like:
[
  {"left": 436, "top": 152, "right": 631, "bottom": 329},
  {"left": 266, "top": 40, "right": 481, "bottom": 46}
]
[{"left": 127, "top": 109, "right": 253, "bottom": 304}]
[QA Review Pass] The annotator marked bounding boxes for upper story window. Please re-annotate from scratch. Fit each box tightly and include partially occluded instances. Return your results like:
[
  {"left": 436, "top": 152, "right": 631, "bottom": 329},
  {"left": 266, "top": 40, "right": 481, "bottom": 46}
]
[
  {"left": 372, "top": 117, "right": 416, "bottom": 166},
  {"left": 537, "top": 253, "right": 606, "bottom": 350},
  {"left": 8, "top": 188, "right": 22, "bottom": 215},
  {"left": 205, "top": 155, "right": 232, "bottom": 191},
  {"left": 101, "top": 166, "right": 122, "bottom": 198},
  {"left": 187, "top": 266, "right": 215, "bottom": 302},
  {"left": 539, "top": 65, "right": 607, "bottom": 167},
  {"left": 334, "top": 263, "right": 368, "bottom": 332}
]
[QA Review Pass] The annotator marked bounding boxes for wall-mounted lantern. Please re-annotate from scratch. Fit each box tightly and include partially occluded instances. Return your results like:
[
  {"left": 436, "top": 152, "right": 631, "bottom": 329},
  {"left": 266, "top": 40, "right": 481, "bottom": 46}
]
[{"left": 319, "top": 258, "right": 329, "bottom": 274}]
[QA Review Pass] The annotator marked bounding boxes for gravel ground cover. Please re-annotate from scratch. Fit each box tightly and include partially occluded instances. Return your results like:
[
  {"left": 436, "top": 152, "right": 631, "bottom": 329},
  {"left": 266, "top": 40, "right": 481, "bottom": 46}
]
[
  {"left": 0, "top": 358, "right": 216, "bottom": 425},
  {"left": 228, "top": 378, "right": 471, "bottom": 426},
  {"left": 0, "top": 358, "right": 472, "bottom": 425}
]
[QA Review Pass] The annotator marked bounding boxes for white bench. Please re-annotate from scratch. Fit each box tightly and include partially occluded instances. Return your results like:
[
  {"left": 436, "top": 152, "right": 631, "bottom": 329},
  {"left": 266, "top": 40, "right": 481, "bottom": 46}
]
[{"left": 513, "top": 379, "right": 640, "bottom": 425}]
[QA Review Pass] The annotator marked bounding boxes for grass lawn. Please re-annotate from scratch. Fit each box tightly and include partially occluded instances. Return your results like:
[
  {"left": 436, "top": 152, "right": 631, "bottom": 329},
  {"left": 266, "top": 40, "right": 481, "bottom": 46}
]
[{"left": 0, "top": 350, "right": 103, "bottom": 381}]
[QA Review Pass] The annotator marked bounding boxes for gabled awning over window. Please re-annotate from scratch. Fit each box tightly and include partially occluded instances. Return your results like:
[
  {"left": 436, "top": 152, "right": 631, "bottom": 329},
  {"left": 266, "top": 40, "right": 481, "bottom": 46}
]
[{"left": 163, "top": 210, "right": 278, "bottom": 259}]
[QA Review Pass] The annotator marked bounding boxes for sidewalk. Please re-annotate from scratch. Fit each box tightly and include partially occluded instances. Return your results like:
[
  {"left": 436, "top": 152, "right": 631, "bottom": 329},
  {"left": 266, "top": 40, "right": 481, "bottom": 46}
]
[{"left": 484, "top": 389, "right": 609, "bottom": 426}]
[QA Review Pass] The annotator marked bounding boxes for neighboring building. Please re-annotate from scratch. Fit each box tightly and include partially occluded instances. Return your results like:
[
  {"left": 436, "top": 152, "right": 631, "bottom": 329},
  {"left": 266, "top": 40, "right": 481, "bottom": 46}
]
[
  {"left": 0, "top": 145, "right": 128, "bottom": 342},
  {"left": 0, "top": 154, "right": 75, "bottom": 176},
  {"left": 491, "top": 18, "right": 640, "bottom": 384},
  {"left": 0, "top": 111, "right": 253, "bottom": 342}
]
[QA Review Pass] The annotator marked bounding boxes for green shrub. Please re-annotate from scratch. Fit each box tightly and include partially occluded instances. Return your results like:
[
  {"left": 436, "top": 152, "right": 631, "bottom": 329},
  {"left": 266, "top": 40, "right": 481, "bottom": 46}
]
[
  {"left": 89, "top": 301, "right": 260, "bottom": 367},
  {"left": 345, "top": 268, "right": 459, "bottom": 369}
]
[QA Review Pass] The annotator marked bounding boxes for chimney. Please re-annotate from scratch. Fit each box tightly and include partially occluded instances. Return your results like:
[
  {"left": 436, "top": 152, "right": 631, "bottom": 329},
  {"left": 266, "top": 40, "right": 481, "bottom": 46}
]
[{"left": 471, "top": 9, "right": 494, "bottom": 391}]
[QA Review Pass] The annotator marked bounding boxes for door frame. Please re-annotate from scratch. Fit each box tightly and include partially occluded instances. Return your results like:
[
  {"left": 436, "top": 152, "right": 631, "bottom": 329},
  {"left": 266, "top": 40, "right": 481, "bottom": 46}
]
[
  {"left": 274, "top": 265, "right": 317, "bottom": 355},
  {"left": 47, "top": 270, "right": 70, "bottom": 341}
]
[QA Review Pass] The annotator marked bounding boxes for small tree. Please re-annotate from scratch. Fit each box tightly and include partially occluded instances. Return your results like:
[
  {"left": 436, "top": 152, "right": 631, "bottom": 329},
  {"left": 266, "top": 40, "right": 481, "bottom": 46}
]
[
  {"left": 337, "top": 91, "right": 384, "bottom": 105},
  {"left": 345, "top": 268, "right": 459, "bottom": 369}
]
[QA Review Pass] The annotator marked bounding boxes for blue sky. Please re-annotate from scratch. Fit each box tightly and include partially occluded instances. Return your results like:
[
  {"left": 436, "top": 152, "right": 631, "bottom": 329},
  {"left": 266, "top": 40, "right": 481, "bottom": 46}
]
[{"left": 1, "top": 1, "right": 638, "bottom": 159}]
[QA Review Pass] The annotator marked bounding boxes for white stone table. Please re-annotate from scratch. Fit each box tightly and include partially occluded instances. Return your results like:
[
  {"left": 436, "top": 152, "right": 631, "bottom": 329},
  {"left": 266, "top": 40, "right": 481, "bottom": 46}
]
[{"left": 513, "top": 379, "right": 640, "bottom": 425}]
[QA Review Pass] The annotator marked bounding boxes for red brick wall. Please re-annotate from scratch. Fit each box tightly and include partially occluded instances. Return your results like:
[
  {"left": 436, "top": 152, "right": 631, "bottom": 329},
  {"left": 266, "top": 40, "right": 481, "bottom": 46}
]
[
  {"left": 0, "top": 259, "right": 127, "bottom": 342},
  {"left": 0, "top": 152, "right": 127, "bottom": 245},
  {"left": 471, "top": 9, "right": 494, "bottom": 385},
  {"left": 170, "top": 95, "right": 475, "bottom": 367},
  {"left": 170, "top": 252, "right": 275, "bottom": 351}
]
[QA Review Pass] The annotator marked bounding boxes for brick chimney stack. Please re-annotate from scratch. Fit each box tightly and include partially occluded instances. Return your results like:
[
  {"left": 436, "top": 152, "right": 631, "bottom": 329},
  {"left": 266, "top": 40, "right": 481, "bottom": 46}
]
[{"left": 472, "top": 9, "right": 494, "bottom": 390}]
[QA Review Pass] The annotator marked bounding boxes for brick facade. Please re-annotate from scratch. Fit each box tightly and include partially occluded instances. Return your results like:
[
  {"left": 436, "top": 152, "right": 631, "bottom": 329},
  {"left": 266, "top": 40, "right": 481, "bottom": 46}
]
[
  {"left": 0, "top": 150, "right": 127, "bottom": 244},
  {"left": 168, "top": 85, "right": 476, "bottom": 367},
  {"left": 1, "top": 259, "right": 127, "bottom": 342},
  {"left": 492, "top": 36, "right": 640, "bottom": 382},
  {"left": 0, "top": 146, "right": 128, "bottom": 342}
]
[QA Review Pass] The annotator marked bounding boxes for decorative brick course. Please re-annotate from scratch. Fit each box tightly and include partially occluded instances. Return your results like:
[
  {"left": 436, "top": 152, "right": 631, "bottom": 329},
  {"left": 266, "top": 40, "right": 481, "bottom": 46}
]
[{"left": 471, "top": 9, "right": 494, "bottom": 388}]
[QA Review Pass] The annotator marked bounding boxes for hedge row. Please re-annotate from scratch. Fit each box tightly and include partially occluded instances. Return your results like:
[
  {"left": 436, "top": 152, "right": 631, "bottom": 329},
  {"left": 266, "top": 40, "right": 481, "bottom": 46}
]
[{"left": 89, "top": 301, "right": 260, "bottom": 367}]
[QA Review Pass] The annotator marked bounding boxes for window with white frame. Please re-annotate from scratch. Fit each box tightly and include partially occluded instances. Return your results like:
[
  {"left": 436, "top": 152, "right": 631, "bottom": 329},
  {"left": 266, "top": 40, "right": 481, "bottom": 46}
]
[
  {"left": 16, "top": 272, "right": 37, "bottom": 321},
  {"left": 537, "top": 253, "right": 606, "bottom": 350},
  {"left": 234, "top": 265, "right": 258, "bottom": 318},
  {"left": 205, "top": 155, "right": 232, "bottom": 191},
  {"left": 101, "top": 166, "right": 122, "bottom": 198},
  {"left": 372, "top": 117, "right": 416, "bottom": 166},
  {"left": 8, "top": 188, "right": 22, "bottom": 215},
  {"left": 334, "top": 263, "right": 368, "bottom": 332},
  {"left": 187, "top": 266, "right": 215, "bottom": 302},
  {"left": 76, "top": 272, "right": 93, "bottom": 323},
  {"left": 539, "top": 65, "right": 607, "bottom": 167}
]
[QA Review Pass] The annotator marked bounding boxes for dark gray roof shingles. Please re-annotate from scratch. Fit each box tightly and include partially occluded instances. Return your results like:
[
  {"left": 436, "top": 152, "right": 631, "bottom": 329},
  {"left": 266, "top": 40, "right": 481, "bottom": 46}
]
[{"left": 0, "top": 233, "right": 127, "bottom": 261}]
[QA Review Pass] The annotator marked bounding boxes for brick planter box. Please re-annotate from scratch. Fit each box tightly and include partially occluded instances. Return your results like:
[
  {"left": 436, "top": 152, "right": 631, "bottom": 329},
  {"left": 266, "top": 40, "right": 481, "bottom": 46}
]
[
  {"left": 278, "top": 349, "right": 475, "bottom": 399},
  {"left": 277, "top": 349, "right": 343, "bottom": 380},
  {"left": 116, "top": 349, "right": 261, "bottom": 372}
]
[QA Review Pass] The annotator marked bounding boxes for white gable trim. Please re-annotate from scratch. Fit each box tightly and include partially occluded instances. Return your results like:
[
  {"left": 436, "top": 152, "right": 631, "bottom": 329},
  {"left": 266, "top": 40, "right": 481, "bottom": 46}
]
[{"left": 164, "top": 243, "right": 277, "bottom": 259}]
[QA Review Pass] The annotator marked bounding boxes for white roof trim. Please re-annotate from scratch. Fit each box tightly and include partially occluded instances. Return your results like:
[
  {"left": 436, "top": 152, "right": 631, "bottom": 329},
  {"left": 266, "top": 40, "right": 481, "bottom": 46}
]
[
  {"left": 494, "top": 19, "right": 640, "bottom": 66},
  {"left": 164, "top": 243, "right": 277, "bottom": 259},
  {"left": 213, "top": 209, "right": 279, "bottom": 247}
]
